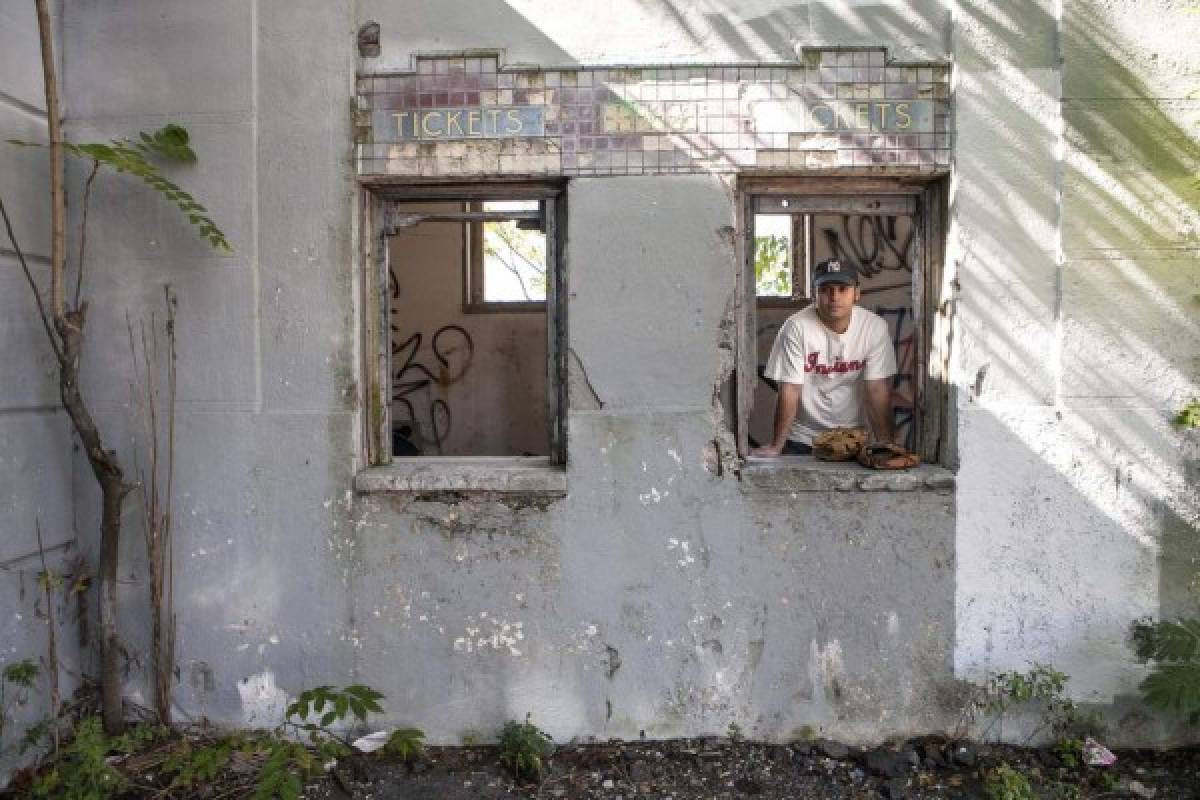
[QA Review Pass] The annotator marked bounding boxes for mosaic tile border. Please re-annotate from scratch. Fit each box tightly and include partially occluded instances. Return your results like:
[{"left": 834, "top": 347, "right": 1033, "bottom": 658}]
[{"left": 357, "top": 49, "right": 952, "bottom": 178}]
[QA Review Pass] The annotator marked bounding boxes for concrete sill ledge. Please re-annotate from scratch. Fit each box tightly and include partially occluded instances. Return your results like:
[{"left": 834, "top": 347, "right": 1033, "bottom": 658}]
[
  {"left": 356, "top": 457, "right": 567, "bottom": 494},
  {"left": 741, "top": 458, "right": 955, "bottom": 492}
]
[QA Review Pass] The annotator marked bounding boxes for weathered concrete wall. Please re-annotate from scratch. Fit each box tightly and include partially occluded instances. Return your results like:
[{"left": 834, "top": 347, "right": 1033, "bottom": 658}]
[
  {"left": 31, "top": 0, "right": 1198, "bottom": 751},
  {"left": 60, "top": 0, "right": 361, "bottom": 724},
  {"left": 352, "top": 176, "right": 956, "bottom": 743},
  {"left": 0, "top": 0, "right": 81, "bottom": 781},
  {"left": 952, "top": 0, "right": 1200, "bottom": 744}
]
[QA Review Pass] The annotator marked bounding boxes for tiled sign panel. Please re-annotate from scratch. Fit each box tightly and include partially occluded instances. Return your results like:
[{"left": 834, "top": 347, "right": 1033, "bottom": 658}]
[{"left": 357, "top": 49, "right": 952, "bottom": 178}]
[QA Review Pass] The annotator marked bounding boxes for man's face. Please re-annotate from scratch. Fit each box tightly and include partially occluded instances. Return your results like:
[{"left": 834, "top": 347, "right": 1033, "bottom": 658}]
[{"left": 814, "top": 281, "right": 860, "bottom": 328}]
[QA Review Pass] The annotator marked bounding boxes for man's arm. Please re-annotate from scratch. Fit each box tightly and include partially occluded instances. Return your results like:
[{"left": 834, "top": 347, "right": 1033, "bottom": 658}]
[
  {"left": 750, "top": 382, "right": 801, "bottom": 457},
  {"left": 863, "top": 377, "right": 894, "bottom": 443}
]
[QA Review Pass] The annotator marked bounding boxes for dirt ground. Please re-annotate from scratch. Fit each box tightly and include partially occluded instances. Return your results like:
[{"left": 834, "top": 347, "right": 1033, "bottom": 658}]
[{"left": 308, "top": 737, "right": 1200, "bottom": 800}]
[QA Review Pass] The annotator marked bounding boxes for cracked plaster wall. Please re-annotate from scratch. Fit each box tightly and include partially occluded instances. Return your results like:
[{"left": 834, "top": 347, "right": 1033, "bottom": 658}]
[{"left": 18, "top": 0, "right": 1195, "bottom": 755}]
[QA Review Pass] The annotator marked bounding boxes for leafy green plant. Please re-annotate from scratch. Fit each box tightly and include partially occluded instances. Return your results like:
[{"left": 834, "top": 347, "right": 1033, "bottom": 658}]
[
  {"left": 30, "top": 717, "right": 127, "bottom": 800},
  {"left": 970, "top": 664, "right": 1102, "bottom": 743},
  {"left": 161, "top": 738, "right": 232, "bottom": 789},
  {"left": 5, "top": 96, "right": 231, "bottom": 732},
  {"left": 1174, "top": 399, "right": 1200, "bottom": 429},
  {"left": 286, "top": 684, "right": 384, "bottom": 733},
  {"left": 754, "top": 233, "right": 791, "bottom": 296},
  {"left": 1, "top": 659, "right": 39, "bottom": 736},
  {"left": 1053, "top": 736, "right": 1083, "bottom": 769},
  {"left": 498, "top": 713, "right": 554, "bottom": 781},
  {"left": 980, "top": 664, "right": 1068, "bottom": 713},
  {"left": 384, "top": 727, "right": 426, "bottom": 762},
  {"left": 726, "top": 721, "right": 744, "bottom": 742},
  {"left": 1095, "top": 770, "right": 1120, "bottom": 793},
  {"left": 247, "top": 684, "right": 387, "bottom": 798},
  {"left": 111, "top": 722, "right": 166, "bottom": 754},
  {"left": 1046, "top": 779, "right": 1082, "bottom": 800},
  {"left": 1, "top": 659, "right": 43, "bottom": 755},
  {"left": 1131, "top": 617, "right": 1200, "bottom": 722},
  {"left": 14, "top": 684, "right": 404, "bottom": 800},
  {"left": 8, "top": 125, "right": 229, "bottom": 252},
  {"left": 983, "top": 763, "right": 1036, "bottom": 800},
  {"left": 251, "top": 739, "right": 305, "bottom": 800}
]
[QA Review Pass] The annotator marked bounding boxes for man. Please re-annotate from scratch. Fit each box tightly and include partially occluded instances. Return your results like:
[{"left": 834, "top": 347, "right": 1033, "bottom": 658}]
[{"left": 750, "top": 257, "right": 896, "bottom": 457}]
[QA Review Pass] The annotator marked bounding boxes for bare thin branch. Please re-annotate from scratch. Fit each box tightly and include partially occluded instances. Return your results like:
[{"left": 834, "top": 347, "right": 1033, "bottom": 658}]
[
  {"left": 126, "top": 311, "right": 151, "bottom": 548},
  {"left": 74, "top": 160, "right": 101, "bottom": 309},
  {"left": 161, "top": 286, "right": 178, "bottom": 724},
  {"left": 0, "top": 195, "right": 64, "bottom": 364},
  {"left": 35, "top": 520, "right": 61, "bottom": 754},
  {"left": 35, "top": 0, "right": 65, "bottom": 317}
]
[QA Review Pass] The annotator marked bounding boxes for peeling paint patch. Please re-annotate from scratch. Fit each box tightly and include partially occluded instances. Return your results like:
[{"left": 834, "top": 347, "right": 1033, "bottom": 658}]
[
  {"left": 667, "top": 538, "right": 696, "bottom": 566},
  {"left": 237, "top": 670, "right": 288, "bottom": 728},
  {"left": 639, "top": 486, "right": 668, "bottom": 504},
  {"left": 453, "top": 614, "right": 525, "bottom": 656},
  {"left": 809, "top": 639, "right": 846, "bottom": 710}
]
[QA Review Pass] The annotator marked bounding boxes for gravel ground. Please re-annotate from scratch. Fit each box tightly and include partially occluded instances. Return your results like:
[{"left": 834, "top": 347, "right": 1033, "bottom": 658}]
[{"left": 309, "top": 737, "right": 1200, "bottom": 800}]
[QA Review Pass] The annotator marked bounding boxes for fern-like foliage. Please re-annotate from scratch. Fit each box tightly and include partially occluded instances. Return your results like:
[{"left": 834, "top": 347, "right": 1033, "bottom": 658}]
[
  {"left": 1132, "top": 618, "right": 1200, "bottom": 663},
  {"left": 1131, "top": 618, "right": 1200, "bottom": 722},
  {"left": 251, "top": 740, "right": 304, "bottom": 800},
  {"left": 1139, "top": 664, "right": 1200, "bottom": 722},
  {"left": 8, "top": 124, "right": 230, "bottom": 252},
  {"left": 384, "top": 727, "right": 426, "bottom": 762},
  {"left": 286, "top": 684, "right": 385, "bottom": 729}
]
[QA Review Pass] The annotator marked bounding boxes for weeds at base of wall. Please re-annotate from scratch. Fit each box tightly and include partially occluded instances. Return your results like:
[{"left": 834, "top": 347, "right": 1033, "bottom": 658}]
[
  {"left": 980, "top": 760, "right": 1110, "bottom": 800},
  {"left": 0, "top": 662, "right": 40, "bottom": 755},
  {"left": 1, "top": 684, "right": 415, "bottom": 800},
  {"left": 498, "top": 713, "right": 554, "bottom": 782},
  {"left": 959, "top": 664, "right": 1105, "bottom": 749},
  {"left": 4, "top": 690, "right": 559, "bottom": 799}
]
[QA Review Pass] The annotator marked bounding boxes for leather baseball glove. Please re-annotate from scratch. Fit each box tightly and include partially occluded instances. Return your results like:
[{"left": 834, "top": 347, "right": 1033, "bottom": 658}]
[
  {"left": 856, "top": 442, "right": 921, "bottom": 470},
  {"left": 811, "top": 427, "right": 868, "bottom": 461}
]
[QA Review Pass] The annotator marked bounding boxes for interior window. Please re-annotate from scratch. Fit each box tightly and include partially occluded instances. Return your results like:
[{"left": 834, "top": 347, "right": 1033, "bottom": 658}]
[
  {"left": 384, "top": 197, "right": 556, "bottom": 458},
  {"left": 468, "top": 200, "right": 547, "bottom": 306}
]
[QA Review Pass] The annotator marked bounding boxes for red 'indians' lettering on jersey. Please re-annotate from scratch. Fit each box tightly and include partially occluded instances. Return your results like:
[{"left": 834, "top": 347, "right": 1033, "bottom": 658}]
[{"left": 805, "top": 352, "right": 866, "bottom": 375}]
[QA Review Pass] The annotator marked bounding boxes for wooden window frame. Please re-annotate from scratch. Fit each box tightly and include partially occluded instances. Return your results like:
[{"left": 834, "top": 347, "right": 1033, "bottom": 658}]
[
  {"left": 463, "top": 200, "right": 548, "bottom": 314},
  {"left": 736, "top": 176, "right": 951, "bottom": 466},
  {"left": 753, "top": 213, "right": 812, "bottom": 309},
  {"left": 360, "top": 181, "right": 568, "bottom": 468}
]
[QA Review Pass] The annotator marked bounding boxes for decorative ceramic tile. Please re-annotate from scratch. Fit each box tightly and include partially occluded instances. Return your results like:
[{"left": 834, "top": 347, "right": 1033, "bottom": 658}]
[{"left": 358, "top": 49, "right": 952, "bottom": 178}]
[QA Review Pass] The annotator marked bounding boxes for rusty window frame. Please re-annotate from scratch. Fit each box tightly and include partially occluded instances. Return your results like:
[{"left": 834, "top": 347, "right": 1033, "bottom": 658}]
[{"left": 360, "top": 181, "right": 568, "bottom": 467}]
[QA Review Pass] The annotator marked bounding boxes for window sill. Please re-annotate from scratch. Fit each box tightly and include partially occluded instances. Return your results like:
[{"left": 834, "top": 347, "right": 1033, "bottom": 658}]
[
  {"left": 740, "top": 457, "right": 954, "bottom": 492},
  {"left": 355, "top": 457, "right": 567, "bottom": 495}
]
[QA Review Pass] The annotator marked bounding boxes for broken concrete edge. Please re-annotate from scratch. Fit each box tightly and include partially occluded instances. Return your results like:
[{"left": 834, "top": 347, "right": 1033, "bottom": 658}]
[
  {"left": 739, "top": 460, "right": 955, "bottom": 492},
  {"left": 355, "top": 457, "right": 568, "bottom": 494},
  {"left": 356, "top": 457, "right": 952, "bottom": 494}
]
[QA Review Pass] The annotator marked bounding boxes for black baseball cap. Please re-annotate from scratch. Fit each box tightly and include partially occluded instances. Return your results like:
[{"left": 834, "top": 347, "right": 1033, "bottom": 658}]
[{"left": 812, "top": 257, "right": 859, "bottom": 287}]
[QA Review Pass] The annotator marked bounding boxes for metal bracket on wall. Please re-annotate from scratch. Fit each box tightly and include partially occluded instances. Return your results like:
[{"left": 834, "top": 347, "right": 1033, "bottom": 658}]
[
  {"left": 358, "top": 21, "right": 381, "bottom": 58},
  {"left": 383, "top": 208, "right": 542, "bottom": 235}
]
